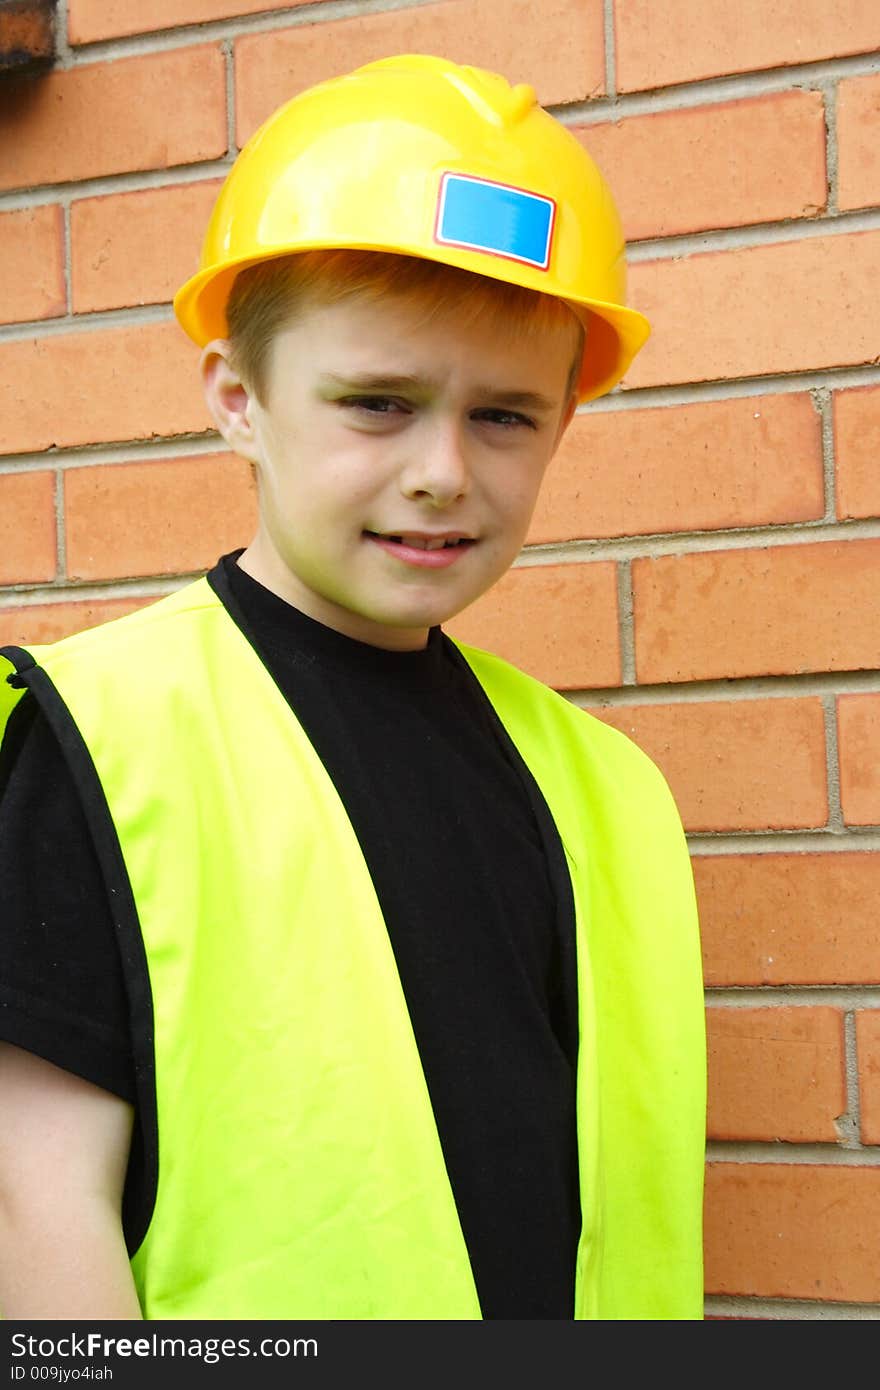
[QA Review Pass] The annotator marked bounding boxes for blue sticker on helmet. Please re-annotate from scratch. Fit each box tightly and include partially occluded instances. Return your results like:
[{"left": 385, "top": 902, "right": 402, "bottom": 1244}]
[{"left": 435, "top": 173, "right": 555, "bottom": 270}]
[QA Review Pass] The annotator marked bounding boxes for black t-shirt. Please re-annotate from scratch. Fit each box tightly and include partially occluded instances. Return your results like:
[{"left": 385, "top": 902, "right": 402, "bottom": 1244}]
[{"left": 0, "top": 553, "right": 581, "bottom": 1318}]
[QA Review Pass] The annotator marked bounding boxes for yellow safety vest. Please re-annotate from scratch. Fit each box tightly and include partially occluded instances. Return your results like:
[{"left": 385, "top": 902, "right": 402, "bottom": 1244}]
[{"left": 0, "top": 578, "right": 705, "bottom": 1319}]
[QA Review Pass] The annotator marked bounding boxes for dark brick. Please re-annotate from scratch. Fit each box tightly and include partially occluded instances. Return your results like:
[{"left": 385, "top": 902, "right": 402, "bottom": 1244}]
[{"left": 0, "top": 0, "right": 56, "bottom": 71}]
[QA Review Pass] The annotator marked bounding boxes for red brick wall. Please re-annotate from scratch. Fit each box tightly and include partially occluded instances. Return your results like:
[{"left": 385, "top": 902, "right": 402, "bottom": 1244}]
[{"left": 2, "top": 0, "right": 879, "bottom": 1320}]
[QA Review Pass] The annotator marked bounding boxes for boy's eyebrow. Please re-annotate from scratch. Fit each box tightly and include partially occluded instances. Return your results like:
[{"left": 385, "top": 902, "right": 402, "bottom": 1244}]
[
  {"left": 319, "top": 371, "right": 429, "bottom": 395},
  {"left": 318, "top": 372, "right": 559, "bottom": 413},
  {"left": 478, "top": 388, "right": 559, "bottom": 414}
]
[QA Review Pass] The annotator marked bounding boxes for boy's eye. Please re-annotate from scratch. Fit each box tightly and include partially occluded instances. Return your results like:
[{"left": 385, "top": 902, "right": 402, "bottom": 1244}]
[
  {"left": 340, "top": 395, "right": 407, "bottom": 416},
  {"left": 472, "top": 408, "right": 537, "bottom": 430}
]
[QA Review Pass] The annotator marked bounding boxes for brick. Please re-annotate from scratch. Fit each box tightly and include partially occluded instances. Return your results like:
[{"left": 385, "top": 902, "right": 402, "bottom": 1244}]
[
  {"left": 634, "top": 539, "right": 880, "bottom": 684},
  {"left": 856, "top": 1011, "right": 880, "bottom": 1145},
  {"left": 578, "top": 91, "right": 826, "bottom": 242},
  {"left": 704, "top": 1163, "right": 880, "bottom": 1302},
  {"left": 0, "top": 0, "right": 55, "bottom": 71},
  {"left": 694, "top": 852, "right": 880, "bottom": 987},
  {"left": 0, "top": 470, "right": 56, "bottom": 583},
  {"left": 838, "top": 694, "right": 880, "bottom": 827},
  {"left": 530, "top": 393, "right": 823, "bottom": 543},
  {"left": 615, "top": 0, "right": 880, "bottom": 92},
  {"left": 625, "top": 230, "right": 880, "bottom": 390},
  {"left": 71, "top": 181, "right": 223, "bottom": 314},
  {"left": 0, "top": 323, "right": 211, "bottom": 455},
  {"left": 68, "top": 0, "right": 315, "bottom": 44},
  {"left": 590, "top": 698, "right": 827, "bottom": 832},
  {"left": 837, "top": 72, "right": 880, "bottom": 213},
  {"left": 0, "top": 595, "right": 149, "bottom": 647},
  {"left": 707, "top": 1006, "right": 846, "bottom": 1143},
  {"left": 65, "top": 454, "right": 256, "bottom": 581},
  {"left": 0, "top": 46, "right": 227, "bottom": 193},
  {"left": 447, "top": 562, "right": 620, "bottom": 690},
  {"left": 0, "top": 205, "right": 65, "bottom": 324},
  {"left": 235, "top": 0, "right": 605, "bottom": 144},
  {"left": 834, "top": 385, "right": 880, "bottom": 521}
]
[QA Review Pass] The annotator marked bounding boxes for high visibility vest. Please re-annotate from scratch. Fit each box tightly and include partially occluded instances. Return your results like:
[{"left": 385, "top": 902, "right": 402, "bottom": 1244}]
[{"left": 0, "top": 578, "right": 705, "bottom": 1319}]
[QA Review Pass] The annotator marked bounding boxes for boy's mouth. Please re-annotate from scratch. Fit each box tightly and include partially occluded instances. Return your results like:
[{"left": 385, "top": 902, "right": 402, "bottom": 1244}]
[
  {"left": 364, "top": 530, "right": 476, "bottom": 567},
  {"left": 364, "top": 530, "right": 473, "bottom": 550}
]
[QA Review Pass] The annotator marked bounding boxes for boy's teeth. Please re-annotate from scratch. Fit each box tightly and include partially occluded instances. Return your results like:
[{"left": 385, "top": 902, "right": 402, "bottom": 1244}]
[
  {"left": 398, "top": 535, "right": 449, "bottom": 550},
  {"left": 376, "top": 532, "right": 467, "bottom": 550}
]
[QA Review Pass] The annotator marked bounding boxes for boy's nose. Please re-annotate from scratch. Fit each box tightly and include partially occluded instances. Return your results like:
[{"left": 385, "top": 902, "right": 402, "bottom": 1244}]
[{"left": 399, "top": 421, "right": 471, "bottom": 507}]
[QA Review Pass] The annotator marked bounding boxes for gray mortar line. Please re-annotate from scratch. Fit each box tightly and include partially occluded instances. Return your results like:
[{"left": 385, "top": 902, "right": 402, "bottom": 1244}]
[
  {"left": 625, "top": 204, "right": 880, "bottom": 261},
  {"left": 0, "top": 163, "right": 239, "bottom": 214},
  {"left": 685, "top": 828, "right": 880, "bottom": 855},
  {"left": 0, "top": 576, "right": 193, "bottom": 605},
  {"left": 224, "top": 39, "right": 237, "bottom": 156},
  {"left": 53, "top": 469, "right": 66, "bottom": 581},
  {"left": 53, "top": 0, "right": 73, "bottom": 68},
  {"left": 824, "top": 77, "right": 840, "bottom": 215},
  {"left": 513, "top": 514, "right": 880, "bottom": 565},
  {"left": 840, "top": 1010, "right": 862, "bottom": 1147},
  {"left": 567, "top": 668, "right": 880, "bottom": 708},
  {"left": 615, "top": 559, "right": 636, "bottom": 685},
  {"left": 603, "top": 679, "right": 880, "bottom": 705},
  {"left": 580, "top": 364, "right": 880, "bottom": 414},
  {"left": 0, "top": 436, "right": 224, "bottom": 473},
  {"left": 705, "top": 1295, "right": 880, "bottom": 1320},
  {"left": 822, "top": 693, "right": 845, "bottom": 831},
  {"left": 61, "top": 201, "right": 72, "bottom": 316},
  {"left": 602, "top": 0, "right": 616, "bottom": 102},
  {"left": 706, "top": 1142, "right": 880, "bottom": 1166},
  {"left": 0, "top": 303, "right": 175, "bottom": 341},
  {"left": 706, "top": 988, "right": 880, "bottom": 1009},
  {"left": 813, "top": 386, "right": 838, "bottom": 522}
]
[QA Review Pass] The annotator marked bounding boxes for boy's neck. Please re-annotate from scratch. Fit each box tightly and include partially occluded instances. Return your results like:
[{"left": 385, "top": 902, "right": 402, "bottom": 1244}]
[{"left": 235, "top": 541, "right": 432, "bottom": 652}]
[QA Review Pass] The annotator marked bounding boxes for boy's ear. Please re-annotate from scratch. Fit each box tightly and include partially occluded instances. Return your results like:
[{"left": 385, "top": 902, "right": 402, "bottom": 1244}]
[{"left": 200, "top": 340, "right": 261, "bottom": 465}]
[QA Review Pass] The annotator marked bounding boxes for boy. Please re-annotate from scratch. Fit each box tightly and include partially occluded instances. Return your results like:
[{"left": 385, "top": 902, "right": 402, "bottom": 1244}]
[{"left": 0, "top": 55, "right": 705, "bottom": 1320}]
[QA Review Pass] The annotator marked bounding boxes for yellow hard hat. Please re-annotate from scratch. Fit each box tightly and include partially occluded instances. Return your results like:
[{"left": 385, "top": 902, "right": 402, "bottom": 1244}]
[{"left": 174, "top": 54, "right": 650, "bottom": 403}]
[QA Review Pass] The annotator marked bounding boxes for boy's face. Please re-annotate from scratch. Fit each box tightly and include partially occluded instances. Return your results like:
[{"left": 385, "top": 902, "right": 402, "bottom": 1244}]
[{"left": 205, "top": 288, "right": 578, "bottom": 650}]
